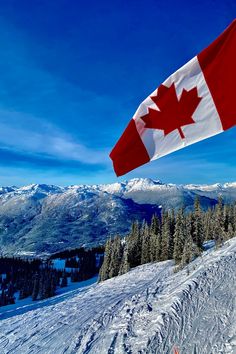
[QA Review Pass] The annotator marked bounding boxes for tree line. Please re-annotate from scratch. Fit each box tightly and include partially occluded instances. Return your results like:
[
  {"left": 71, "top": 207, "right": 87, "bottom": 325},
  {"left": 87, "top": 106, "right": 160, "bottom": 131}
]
[
  {"left": 49, "top": 245, "right": 104, "bottom": 261},
  {"left": 0, "top": 248, "right": 103, "bottom": 307},
  {"left": 0, "top": 256, "right": 63, "bottom": 306},
  {"left": 99, "top": 197, "right": 236, "bottom": 282}
]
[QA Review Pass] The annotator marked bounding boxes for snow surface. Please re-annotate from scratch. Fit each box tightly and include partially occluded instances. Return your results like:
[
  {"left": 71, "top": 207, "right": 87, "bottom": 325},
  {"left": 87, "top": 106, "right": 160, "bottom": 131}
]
[
  {"left": 0, "top": 238, "right": 235, "bottom": 353},
  {"left": 0, "top": 276, "right": 98, "bottom": 320}
]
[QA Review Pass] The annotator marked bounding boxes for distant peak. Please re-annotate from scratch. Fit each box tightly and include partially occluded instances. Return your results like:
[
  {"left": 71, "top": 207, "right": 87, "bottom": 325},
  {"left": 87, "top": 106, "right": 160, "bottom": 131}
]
[
  {"left": 13, "top": 183, "right": 64, "bottom": 196},
  {"left": 0, "top": 186, "right": 17, "bottom": 194},
  {"left": 127, "top": 178, "right": 163, "bottom": 186}
]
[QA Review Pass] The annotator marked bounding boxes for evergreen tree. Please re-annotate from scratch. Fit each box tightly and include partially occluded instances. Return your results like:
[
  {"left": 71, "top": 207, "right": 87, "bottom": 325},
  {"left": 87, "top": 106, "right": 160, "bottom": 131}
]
[
  {"left": 193, "top": 196, "right": 204, "bottom": 249},
  {"left": 203, "top": 208, "right": 214, "bottom": 241},
  {"left": 223, "top": 204, "right": 230, "bottom": 232},
  {"left": 216, "top": 195, "right": 224, "bottom": 225},
  {"left": 0, "top": 289, "right": 7, "bottom": 306},
  {"left": 118, "top": 243, "right": 130, "bottom": 275},
  {"left": 141, "top": 221, "right": 150, "bottom": 264},
  {"left": 38, "top": 269, "right": 56, "bottom": 299},
  {"left": 149, "top": 232, "right": 158, "bottom": 262},
  {"left": 108, "top": 236, "right": 123, "bottom": 278},
  {"left": 60, "top": 271, "right": 68, "bottom": 288},
  {"left": 150, "top": 214, "right": 160, "bottom": 235},
  {"left": 79, "top": 251, "right": 97, "bottom": 281},
  {"left": 168, "top": 212, "right": 175, "bottom": 259},
  {"left": 181, "top": 233, "right": 193, "bottom": 266},
  {"left": 32, "top": 273, "right": 39, "bottom": 301},
  {"left": 214, "top": 220, "right": 224, "bottom": 247},
  {"left": 214, "top": 196, "right": 225, "bottom": 247},
  {"left": 173, "top": 209, "right": 185, "bottom": 264},
  {"left": 38, "top": 271, "right": 46, "bottom": 300},
  {"left": 229, "top": 204, "right": 236, "bottom": 232},
  {"left": 161, "top": 211, "right": 173, "bottom": 261},
  {"left": 49, "top": 272, "right": 57, "bottom": 297},
  {"left": 226, "top": 223, "right": 235, "bottom": 240},
  {"left": 19, "top": 275, "right": 30, "bottom": 300},
  {"left": 99, "top": 238, "right": 112, "bottom": 282},
  {"left": 7, "top": 282, "right": 15, "bottom": 301},
  {"left": 155, "top": 232, "right": 162, "bottom": 262},
  {"left": 127, "top": 220, "right": 141, "bottom": 267},
  {"left": 149, "top": 214, "right": 161, "bottom": 262},
  {"left": 169, "top": 209, "right": 176, "bottom": 238},
  {"left": 71, "top": 269, "right": 80, "bottom": 282}
]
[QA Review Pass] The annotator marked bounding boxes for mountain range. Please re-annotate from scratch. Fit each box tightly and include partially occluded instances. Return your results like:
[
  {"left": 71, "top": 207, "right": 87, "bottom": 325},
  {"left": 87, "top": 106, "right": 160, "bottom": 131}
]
[{"left": 0, "top": 178, "right": 236, "bottom": 255}]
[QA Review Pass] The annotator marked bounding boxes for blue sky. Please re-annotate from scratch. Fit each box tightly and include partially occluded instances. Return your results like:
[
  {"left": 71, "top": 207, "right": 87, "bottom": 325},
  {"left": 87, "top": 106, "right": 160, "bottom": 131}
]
[{"left": 0, "top": 0, "right": 235, "bottom": 186}]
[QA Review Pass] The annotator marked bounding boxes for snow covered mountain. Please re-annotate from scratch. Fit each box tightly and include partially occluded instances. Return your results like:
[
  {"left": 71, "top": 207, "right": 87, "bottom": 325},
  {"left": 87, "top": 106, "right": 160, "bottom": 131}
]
[
  {"left": 0, "top": 237, "right": 235, "bottom": 353},
  {"left": 0, "top": 179, "right": 236, "bottom": 255},
  {"left": 0, "top": 184, "right": 160, "bottom": 255},
  {"left": 100, "top": 178, "right": 236, "bottom": 207}
]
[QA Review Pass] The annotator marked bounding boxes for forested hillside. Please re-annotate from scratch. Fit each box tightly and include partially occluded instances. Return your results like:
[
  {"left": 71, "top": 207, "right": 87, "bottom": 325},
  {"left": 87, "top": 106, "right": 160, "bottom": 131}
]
[{"left": 100, "top": 196, "right": 236, "bottom": 281}]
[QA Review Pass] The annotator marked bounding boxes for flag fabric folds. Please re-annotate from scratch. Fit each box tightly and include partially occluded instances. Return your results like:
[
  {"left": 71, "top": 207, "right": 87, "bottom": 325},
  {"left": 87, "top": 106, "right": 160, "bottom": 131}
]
[{"left": 110, "top": 19, "right": 236, "bottom": 177}]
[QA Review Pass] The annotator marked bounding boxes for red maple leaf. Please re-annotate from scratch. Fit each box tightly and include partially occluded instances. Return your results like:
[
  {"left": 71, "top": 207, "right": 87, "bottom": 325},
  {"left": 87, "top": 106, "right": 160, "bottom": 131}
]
[{"left": 141, "top": 83, "right": 202, "bottom": 139}]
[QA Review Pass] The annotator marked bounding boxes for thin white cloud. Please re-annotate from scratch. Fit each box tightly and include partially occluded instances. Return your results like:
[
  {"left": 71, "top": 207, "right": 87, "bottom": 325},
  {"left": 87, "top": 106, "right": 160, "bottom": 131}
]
[{"left": 0, "top": 109, "right": 109, "bottom": 165}]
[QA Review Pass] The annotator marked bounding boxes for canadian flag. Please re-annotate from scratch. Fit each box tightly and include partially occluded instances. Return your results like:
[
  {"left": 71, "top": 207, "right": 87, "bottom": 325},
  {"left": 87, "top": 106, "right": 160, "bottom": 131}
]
[{"left": 110, "top": 19, "right": 236, "bottom": 177}]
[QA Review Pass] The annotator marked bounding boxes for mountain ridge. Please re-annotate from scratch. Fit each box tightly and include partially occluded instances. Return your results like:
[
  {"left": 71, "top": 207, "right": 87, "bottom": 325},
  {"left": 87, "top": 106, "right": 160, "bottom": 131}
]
[{"left": 1, "top": 178, "right": 236, "bottom": 196}]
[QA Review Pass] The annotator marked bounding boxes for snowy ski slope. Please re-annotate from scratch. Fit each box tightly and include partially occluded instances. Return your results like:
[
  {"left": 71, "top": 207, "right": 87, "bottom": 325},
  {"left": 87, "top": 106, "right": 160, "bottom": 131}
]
[{"left": 0, "top": 238, "right": 235, "bottom": 354}]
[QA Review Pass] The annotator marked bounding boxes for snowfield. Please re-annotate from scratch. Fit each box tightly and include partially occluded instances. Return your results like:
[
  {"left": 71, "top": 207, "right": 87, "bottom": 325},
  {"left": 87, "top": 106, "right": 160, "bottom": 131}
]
[{"left": 0, "top": 238, "right": 236, "bottom": 354}]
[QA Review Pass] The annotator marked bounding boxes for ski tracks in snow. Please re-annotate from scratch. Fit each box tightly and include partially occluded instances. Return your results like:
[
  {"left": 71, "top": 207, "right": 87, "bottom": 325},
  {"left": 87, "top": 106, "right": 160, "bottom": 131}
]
[
  {"left": 0, "top": 239, "right": 235, "bottom": 353},
  {"left": 0, "top": 261, "right": 172, "bottom": 354}
]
